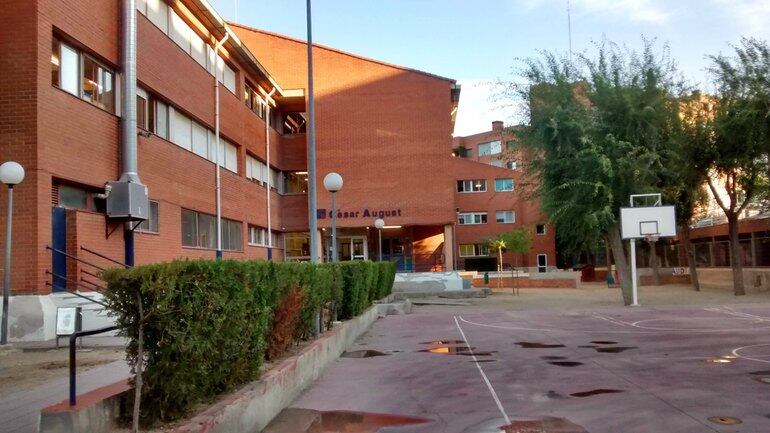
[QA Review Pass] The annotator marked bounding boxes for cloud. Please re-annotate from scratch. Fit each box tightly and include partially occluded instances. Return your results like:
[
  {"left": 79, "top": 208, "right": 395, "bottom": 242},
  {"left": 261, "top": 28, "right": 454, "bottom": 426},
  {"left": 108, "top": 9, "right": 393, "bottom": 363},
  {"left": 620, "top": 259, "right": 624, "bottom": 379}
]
[
  {"left": 518, "top": 0, "right": 670, "bottom": 24},
  {"left": 712, "top": 0, "right": 770, "bottom": 37}
]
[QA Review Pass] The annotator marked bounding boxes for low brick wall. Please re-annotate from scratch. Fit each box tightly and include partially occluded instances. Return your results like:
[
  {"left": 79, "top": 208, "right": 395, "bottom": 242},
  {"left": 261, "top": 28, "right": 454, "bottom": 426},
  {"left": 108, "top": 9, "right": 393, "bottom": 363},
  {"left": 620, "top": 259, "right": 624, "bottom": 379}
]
[
  {"left": 471, "top": 276, "right": 577, "bottom": 289},
  {"left": 640, "top": 274, "right": 691, "bottom": 285}
]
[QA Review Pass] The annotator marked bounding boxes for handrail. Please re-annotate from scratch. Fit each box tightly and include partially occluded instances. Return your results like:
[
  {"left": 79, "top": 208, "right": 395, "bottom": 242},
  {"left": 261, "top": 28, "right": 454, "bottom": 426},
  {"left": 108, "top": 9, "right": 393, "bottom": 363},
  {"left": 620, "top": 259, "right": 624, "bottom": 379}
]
[
  {"left": 80, "top": 246, "right": 131, "bottom": 268},
  {"left": 45, "top": 282, "right": 110, "bottom": 309},
  {"left": 70, "top": 326, "right": 119, "bottom": 406},
  {"left": 46, "top": 246, "right": 107, "bottom": 272},
  {"left": 46, "top": 270, "right": 106, "bottom": 292}
]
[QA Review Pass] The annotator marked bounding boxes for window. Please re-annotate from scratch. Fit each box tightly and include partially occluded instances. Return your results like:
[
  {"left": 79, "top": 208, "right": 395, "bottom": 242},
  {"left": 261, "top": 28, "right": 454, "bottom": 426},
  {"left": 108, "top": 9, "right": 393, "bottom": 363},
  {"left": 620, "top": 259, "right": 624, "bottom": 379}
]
[
  {"left": 537, "top": 254, "right": 548, "bottom": 273},
  {"left": 168, "top": 107, "right": 238, "bottom": 172},
  {"left": 153, "top": 99, "right": 169, "bottom": 139},
  {"left": 244, "top": 84, "right": 267, "bottom": 119},
  {"left": 138, "top": 1, "right": 236, "bottom": 93},
  {"left": 137, "top": 88, "right": 149, "bottom": 130},
  {"left": 284, "top": 232, "right": 311, "bottom": 260},
  {"left": 536, "top": 224, "right": 547, "bottom": 235},
  {"left": 137, "top": 201, "right": 160, "bottom": 233},
  {"left": 52, "top": 37, "right": 115, "bottom": 112},
  {"left": 507, "top": 161, "right": 517, "bottom": 170},
  {"left": 246, "top": 155, "right": 270, "bottom": 185},
  {"left": 55, "top": 184, "right": 105, "bottom": 213},
  {"left": 457, "top": 179, "right": 486, "bottom": 193},
  {"left": 284, "top": 172, "right": 309, "bottom": 194},
  {"left": 453, "top": 147, "right": 471, "bottom": 158},
  {"left": 272, "top": 169, "right": 284, "bottom": 194},
  {"left": 248, "top": 226, "right": 279, "bottom": 247},
  {"left": 478, "top": 140, "right": 501, "bottom": 156},
  {"left": 459, "top": 244, "right": 489, "bottom": 257},
  {"left": 496, "top": 211, "right": 515, "bottom": 224},
  {"left": 495, "top": 178, "right": 514, "bottom": 192},
  {"left": 181, "top": 209, "right": 241, "bottom": 250},
  {"left": 458, "top": 212, "right": 487, "bottom": 225}
]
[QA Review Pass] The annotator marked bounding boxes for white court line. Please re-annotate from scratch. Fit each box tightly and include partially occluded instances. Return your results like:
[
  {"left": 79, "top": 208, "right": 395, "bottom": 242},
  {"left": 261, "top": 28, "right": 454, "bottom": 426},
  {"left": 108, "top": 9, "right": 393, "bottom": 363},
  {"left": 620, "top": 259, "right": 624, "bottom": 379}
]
[
  {"left": 459, "top": 315, "right": 770, "bottom": 335},
  {"left": 592, "top": 313, "right": 634, "bottom": 328},
  {"left": 732, "top": 343, "right": 770, "bottom": 364},
  {"left": 453, "top": 315, "right": 511, "bottom": 425}
]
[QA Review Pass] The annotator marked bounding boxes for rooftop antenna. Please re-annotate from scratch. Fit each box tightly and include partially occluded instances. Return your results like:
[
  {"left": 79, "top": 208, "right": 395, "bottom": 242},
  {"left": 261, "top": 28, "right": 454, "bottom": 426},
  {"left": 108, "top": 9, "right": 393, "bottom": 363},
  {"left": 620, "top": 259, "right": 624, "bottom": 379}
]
[{"left": 567, "top": 0, "right": 572, "bottom": 63}]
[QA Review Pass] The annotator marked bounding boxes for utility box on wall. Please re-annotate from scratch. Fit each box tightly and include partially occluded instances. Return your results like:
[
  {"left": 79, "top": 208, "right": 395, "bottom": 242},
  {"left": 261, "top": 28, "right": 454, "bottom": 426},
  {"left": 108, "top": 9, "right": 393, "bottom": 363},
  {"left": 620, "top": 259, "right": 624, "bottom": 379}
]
[{"left": 106, "top": 181, "right": 149, "bottom": 221}]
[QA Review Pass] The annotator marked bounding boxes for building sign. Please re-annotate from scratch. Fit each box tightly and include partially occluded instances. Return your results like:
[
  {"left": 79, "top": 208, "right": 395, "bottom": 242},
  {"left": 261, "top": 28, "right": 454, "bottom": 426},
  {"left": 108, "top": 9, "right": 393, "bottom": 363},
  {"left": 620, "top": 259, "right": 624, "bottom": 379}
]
[{"left": 317, "top": 208, "right": 402, "bottom": 220}]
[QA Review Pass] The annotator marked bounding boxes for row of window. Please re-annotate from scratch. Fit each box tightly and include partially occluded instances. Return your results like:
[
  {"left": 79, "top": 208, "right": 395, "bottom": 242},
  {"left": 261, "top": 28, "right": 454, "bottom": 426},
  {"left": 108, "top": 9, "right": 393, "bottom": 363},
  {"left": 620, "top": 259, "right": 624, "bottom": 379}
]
[
  {"left": 168, "top": 104, "right": 239, "bottom": 172},
  {"left": 457, "top": 211, "right": 514, "bottom": 225},
  {"left": 248, "top": 226, "right": 281, "bottom": 247},
  {"left": 457, "top": 179, "right": 514, "bottom": 193},
  {"left": 478, "top": 140, "right": 516, "bottom": 157},
  {"left": 137, "top": 0, "right": 236, "bottom": 93}
]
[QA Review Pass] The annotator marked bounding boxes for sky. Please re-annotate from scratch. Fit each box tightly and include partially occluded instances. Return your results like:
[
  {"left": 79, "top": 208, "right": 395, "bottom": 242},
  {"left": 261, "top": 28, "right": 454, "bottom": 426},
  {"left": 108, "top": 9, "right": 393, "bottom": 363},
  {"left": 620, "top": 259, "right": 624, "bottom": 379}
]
[{"left": 209, "top": 0, "right": 770, "bottom": 136}]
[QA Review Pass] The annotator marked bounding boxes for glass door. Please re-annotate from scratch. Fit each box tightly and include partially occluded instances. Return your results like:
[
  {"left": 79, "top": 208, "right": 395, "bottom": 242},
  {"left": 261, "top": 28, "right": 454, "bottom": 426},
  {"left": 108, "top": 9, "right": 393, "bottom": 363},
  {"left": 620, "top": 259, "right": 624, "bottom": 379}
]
[{"left": 351, "top": 237, "right": 367, "bottom": 260}]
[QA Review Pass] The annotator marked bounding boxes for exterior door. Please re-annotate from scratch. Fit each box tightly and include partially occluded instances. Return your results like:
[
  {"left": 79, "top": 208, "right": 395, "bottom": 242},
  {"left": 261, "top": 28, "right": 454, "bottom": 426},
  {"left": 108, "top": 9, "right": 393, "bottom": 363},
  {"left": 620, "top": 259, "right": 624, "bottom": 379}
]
[
  {"left": 537, "top": 254, "right": 547, "bottom": 273},
  {"left": 51, "top": 206, "right": 67, "bottom": 292},
  {"left": 338, "top": 236, "right": 368, "bottom": 261}
]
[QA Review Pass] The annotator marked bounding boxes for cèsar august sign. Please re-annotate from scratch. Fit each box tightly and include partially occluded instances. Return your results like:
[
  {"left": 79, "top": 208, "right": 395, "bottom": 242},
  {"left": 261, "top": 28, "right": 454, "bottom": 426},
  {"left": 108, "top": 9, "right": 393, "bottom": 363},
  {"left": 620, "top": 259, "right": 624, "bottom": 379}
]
[{"left": 317, "top": 208, "right": 402, "bottom": 219}]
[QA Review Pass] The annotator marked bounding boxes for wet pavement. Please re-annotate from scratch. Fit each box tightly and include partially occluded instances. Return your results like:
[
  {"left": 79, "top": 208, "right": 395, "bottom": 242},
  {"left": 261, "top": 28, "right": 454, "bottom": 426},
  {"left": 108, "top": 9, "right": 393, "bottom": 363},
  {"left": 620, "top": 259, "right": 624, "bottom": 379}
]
[{"left": 263, "top": 301, "right": 770, "bottom": 432}]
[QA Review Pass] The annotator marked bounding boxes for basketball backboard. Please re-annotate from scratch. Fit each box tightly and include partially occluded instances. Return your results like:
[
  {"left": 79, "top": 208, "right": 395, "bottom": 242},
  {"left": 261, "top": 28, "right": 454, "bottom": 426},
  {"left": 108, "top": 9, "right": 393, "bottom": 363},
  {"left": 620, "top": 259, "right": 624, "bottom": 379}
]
[{"left": 620, "top": 205, "right": 676, "bottom": 239}]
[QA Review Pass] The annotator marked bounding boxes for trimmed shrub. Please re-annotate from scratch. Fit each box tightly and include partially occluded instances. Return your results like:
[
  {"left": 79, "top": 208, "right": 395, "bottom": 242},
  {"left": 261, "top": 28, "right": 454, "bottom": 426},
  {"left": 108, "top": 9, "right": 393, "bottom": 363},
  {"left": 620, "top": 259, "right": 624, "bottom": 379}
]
[{"left": 102, "top": 258, "right": 394, "bottom": 425}]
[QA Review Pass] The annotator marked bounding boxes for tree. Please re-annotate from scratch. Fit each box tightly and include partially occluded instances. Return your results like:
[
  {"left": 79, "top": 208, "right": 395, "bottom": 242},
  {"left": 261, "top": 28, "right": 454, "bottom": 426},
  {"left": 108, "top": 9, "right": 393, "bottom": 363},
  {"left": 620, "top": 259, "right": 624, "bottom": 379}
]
[
  {"left": 663, "top": 92, "right": 713, "bottom": 291},
  {"left": 505, "top": 39, "right": 687, "bottom": 305},
  {"left": 703, "top": 38, "right": 770, "bottom": 295},
  {"left": 485, "top": 228, "right": 532, "bottom": 275}
]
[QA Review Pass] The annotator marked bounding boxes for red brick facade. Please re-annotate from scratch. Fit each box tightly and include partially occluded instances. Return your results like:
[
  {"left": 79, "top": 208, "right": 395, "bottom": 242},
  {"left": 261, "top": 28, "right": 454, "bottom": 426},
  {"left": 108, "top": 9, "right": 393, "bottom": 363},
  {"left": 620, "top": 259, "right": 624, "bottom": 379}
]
[{"left": 0, "top": 0, "right": 555, "bottom": 296}]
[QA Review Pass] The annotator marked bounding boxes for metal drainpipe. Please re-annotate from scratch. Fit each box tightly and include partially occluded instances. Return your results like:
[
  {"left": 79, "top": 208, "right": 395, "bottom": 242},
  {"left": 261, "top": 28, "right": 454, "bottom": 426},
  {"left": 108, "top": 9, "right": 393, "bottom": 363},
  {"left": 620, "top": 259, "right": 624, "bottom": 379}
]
[
  {"left": 263, "top": 88, "right": 277, "bottom": 260},
  {"left": 121, "top": 0, "right": 140, "bottom": 266},
  {"left": 214, "top": 32, "right": 230, "bottom": 260}
]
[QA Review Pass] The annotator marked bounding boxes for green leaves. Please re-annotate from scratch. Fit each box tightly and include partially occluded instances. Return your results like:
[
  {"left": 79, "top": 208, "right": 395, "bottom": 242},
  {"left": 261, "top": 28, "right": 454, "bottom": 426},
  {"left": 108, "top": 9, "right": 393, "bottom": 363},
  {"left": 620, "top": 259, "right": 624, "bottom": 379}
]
[
  {"left": 512, "top": 38, "right": 687, "bottom": 257},
  {"left": 102, "top": 259, "right": 396, "bottom": 425}
]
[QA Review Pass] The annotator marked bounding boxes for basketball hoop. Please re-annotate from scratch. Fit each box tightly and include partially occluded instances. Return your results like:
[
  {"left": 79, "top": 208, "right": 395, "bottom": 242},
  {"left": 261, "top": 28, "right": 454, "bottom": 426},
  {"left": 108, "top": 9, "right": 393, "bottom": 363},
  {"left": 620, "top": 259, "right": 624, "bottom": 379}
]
[{"left": 644, "top": 234, "right": 660, "bottom": 243}]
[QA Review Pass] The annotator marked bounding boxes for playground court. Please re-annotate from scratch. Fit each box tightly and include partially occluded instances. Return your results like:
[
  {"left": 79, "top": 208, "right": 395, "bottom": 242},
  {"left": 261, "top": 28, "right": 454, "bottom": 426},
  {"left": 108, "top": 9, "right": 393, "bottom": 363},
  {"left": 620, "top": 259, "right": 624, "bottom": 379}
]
[{"left": 265, "top": 285, "right": 770, "bottom": 432}]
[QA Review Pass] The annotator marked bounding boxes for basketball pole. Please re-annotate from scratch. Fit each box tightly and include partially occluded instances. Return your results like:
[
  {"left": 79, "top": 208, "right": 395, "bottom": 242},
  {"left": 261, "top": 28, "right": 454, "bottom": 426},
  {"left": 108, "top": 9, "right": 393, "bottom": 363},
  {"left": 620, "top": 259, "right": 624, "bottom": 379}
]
[{"left": 630, "top": 238, "right": 640, "bottom": 306}]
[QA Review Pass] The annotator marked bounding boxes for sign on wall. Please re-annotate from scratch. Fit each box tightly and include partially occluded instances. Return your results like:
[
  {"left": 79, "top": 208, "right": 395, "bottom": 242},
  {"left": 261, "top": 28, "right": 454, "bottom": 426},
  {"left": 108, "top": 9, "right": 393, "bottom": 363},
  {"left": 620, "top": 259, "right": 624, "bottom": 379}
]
[{"left": 317, "top": 208, "right": 403, "bottom": 220}]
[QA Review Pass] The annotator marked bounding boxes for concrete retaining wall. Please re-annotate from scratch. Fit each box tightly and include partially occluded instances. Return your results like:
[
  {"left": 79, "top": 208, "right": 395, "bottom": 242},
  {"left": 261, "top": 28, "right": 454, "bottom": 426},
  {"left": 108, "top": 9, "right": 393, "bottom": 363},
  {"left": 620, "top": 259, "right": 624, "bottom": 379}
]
[
  {"left": 172, "top": 304, "right": 382, "bottom": 433},
  {"left": 696, "top": 267, "right": 770, "bottom": 293},
  {"left": 39, "top": 380, "right": 130, "bottom": 433}
]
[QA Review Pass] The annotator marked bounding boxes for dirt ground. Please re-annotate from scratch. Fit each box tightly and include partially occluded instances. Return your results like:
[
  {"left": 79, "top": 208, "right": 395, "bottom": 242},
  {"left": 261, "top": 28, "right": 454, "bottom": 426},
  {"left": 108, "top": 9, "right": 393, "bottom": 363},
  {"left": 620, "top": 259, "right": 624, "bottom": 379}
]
[{"left": 0, "top": 345, "right": 125, "bottom": 397}]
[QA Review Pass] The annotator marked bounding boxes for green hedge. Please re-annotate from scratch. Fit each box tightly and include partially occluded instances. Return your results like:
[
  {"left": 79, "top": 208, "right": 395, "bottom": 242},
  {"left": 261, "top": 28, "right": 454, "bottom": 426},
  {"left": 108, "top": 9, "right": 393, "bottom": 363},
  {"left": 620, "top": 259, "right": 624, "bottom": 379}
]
[{"left": 102, "top": 259, "right": 396, "bottom": 424}]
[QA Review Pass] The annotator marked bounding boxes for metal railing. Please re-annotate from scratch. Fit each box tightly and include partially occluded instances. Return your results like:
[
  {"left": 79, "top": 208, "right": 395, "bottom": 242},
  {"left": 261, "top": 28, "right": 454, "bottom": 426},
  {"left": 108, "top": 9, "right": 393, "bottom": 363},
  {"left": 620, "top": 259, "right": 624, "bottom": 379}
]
[{"left": 69, "top": 325, "right": 119, "bottom": 406}]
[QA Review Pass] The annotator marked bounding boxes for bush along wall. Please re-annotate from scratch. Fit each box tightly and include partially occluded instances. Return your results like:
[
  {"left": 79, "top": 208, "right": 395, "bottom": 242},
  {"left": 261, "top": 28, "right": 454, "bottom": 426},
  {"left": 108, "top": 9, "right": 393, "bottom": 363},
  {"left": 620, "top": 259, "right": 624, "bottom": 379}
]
[{"left": 102, "top": 259, "right": 396, "bottom": 425}]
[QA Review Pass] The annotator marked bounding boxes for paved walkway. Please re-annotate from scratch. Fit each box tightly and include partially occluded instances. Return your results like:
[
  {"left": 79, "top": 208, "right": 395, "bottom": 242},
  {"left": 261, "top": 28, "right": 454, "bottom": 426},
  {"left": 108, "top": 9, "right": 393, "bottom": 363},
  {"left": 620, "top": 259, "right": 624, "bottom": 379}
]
[
  {"left": 266, "top": 289, "right": 770, "bottom": 432},
  {"left": 0, "top": 338, "right": 130, "bottom": 433}
]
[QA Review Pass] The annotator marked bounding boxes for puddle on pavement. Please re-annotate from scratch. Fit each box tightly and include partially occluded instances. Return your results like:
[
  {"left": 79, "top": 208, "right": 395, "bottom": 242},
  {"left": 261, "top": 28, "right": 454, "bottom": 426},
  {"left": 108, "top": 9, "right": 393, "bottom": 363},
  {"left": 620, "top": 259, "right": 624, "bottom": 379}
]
[
  {"left": 570, "top": 389, "right": 623, "bottom": 398},
  {"left": 263, "top": 408, "right": 432, "bottom": 433},
  {"left": 341, "top": 350, "right": 390, "bottom": 358},
  {"left": 418, "top": 346, "right": 495, "bottom": 356},
  {"left": 595, "top": 346, "right": 637, "bottom": 354},
  {"left": 753, "top": 376, "right": 770, "bottom": 384},
  {"left": 540, "top": 356, "right": 568, "bottom": 360},
  {"left": 516, "top": 342, "right": 566, "bottom": 349},
  {"left": 707, "top": 416, "right": 742, "bottom": 426},
  {"left": 548, "top": 361, "right": 583, "bottom": 367},
  {"left": 473, "top": 359, "right": 497, "bottom": 363},
  {"left": 500, "top": 416, "right": 588, "bottom": 433},
  {"left": 750, "top": 370, "right": 770, "bottom": 375},
  {"left": 704, "top": 356, "right": 735, "bottom": 364},
  {"left": 590, "top": 341, "right": 617, "bottom": 345}
]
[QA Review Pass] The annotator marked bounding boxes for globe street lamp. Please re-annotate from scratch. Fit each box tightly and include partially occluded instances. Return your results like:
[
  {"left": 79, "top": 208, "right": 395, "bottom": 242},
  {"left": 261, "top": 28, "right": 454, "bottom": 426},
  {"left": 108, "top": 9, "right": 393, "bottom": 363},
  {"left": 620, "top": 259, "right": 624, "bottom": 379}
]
[
  {"left": 0, "top": 161, "right": 25, "bottom": 345},
  {"left": 323, "top": 172, "right": 343, "bottom": 262},
  {"left": 374, "top": 218, "right": 385, "bottom": 262}
]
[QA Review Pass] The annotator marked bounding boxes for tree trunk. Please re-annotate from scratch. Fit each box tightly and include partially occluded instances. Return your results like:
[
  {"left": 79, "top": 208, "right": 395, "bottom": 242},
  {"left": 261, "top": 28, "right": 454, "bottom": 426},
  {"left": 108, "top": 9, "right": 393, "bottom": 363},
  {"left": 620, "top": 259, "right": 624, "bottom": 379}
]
[
  {"left": 133, "top": 292, "right": 144, "bottom": 433},
  {"left": 607, "top": 223, "right": 633, "bottom": 305},
  {"left": 648, "top": 240, "right": 661, "bottom": 285},
  {"left": 728, "top": 214, "right": 746, "bottom": 296},
  {"left": 497, "top": 248, "right": 503, "bottom": 289},
  {"left": 681, "top": 225, "right": 700, "bottom": 291}
]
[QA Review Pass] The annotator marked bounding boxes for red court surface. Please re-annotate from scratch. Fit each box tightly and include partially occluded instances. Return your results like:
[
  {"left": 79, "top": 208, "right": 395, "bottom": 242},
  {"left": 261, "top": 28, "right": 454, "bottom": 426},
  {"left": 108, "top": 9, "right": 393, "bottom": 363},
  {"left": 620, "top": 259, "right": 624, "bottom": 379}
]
[{"left": 265, "top": 297, "right": 770, "bottom": 432}]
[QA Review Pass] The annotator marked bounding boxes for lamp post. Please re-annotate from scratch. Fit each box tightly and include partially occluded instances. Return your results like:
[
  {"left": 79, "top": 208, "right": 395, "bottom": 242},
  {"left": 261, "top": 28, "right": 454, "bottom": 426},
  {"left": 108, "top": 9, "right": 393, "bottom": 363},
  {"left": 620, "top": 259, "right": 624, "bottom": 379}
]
[
  {"left": 0, "top": 161, "right": 25, "bottom": 345},
  {"left": 323, "top": 173, "right": 343, "bottom": 262},
  {"left": 374, "top": 218, "right": 384, "bottom": 262}
]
